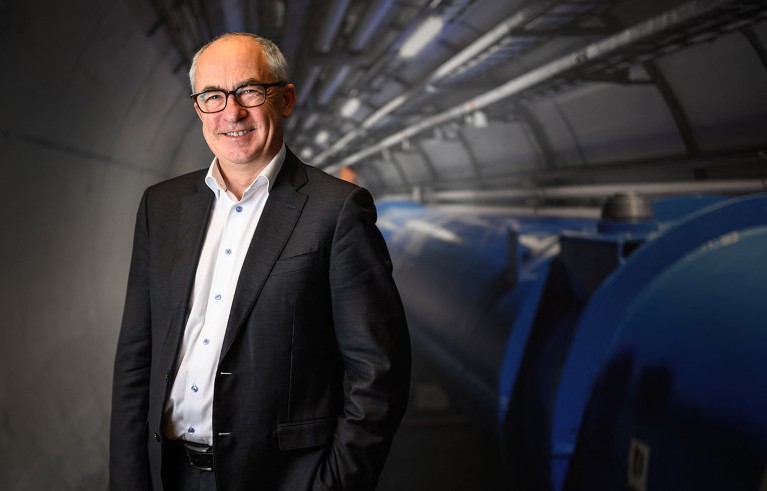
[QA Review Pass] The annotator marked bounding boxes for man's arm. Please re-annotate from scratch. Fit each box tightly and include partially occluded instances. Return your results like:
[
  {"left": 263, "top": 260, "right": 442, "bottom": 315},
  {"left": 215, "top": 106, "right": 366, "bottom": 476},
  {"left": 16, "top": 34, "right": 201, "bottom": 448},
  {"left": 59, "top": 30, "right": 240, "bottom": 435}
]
[
  {"left": 110, "top": 189, "right": 153, "bottom": 491},
  {"left": 317, "top": 186, "right": 412, "bottom": 490}
]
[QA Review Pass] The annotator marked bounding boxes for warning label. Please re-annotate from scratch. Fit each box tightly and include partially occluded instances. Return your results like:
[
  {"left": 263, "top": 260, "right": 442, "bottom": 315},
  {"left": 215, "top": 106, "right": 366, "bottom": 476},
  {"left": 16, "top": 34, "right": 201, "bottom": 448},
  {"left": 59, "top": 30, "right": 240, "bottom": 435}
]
[{"left": 628, "top": 437, "right": 650, "bottom": 491}]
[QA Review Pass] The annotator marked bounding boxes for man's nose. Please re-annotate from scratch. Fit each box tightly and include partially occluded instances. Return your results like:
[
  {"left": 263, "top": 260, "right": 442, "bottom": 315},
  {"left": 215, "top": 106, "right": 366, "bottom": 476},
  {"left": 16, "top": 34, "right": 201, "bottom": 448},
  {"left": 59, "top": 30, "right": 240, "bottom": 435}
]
[{"left": 222, "top": 94, "right": 247, "bottom": 119}]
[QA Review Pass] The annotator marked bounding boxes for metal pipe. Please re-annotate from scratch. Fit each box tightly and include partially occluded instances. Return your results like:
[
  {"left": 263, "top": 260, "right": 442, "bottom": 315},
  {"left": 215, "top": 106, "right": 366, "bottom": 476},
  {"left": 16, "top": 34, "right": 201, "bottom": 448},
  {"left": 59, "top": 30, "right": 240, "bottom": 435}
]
[
  {"left": 428, "top": 179, "right": 767, "bottom": 203},
  {"left": 316, "top": 0, "right": 352, "bottom": 53},
  {"left": 221, "top": 0, "right": 246, "bottom": 32},
  {"left": 296, "top": 65, "right": 321, "bottom": 107},
  {"left": 430, "top": 0, "right": 560, "bottom": 81},
  {"left": 321, "top": 0, "right": 735, "bottom": 171},
  {"left": 350, "top": 0, "right": 396, "bottom": 52},
  {"left": 317, "top": 64, "right": 352, "bottom": 106}
]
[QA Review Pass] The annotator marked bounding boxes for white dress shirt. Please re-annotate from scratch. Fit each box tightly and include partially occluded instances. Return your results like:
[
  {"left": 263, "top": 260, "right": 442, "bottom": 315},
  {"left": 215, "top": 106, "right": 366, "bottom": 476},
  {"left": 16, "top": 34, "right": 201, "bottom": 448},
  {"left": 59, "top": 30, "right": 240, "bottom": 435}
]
[{"left": 164, "top": 144, "right": 286, "bottom": 445}]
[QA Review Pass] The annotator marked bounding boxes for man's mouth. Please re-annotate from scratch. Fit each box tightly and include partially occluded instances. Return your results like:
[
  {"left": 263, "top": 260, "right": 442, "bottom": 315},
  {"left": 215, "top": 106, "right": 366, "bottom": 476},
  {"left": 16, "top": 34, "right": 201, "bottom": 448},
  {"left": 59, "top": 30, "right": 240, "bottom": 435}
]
[{"left": 224, "top": 129, "right": 253, "bottom": 137}]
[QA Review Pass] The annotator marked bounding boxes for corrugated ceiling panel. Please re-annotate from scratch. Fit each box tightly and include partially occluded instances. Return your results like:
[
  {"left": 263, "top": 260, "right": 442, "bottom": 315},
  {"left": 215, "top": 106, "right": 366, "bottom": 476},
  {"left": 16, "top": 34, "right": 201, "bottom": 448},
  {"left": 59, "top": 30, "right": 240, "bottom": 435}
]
[
  {"left": 461, "top": 122, "right": 541, "bottom": 176},
  {"left": 394, "top": 151, "right": 433, "bottom": 184},
  {"left": 554, "top": 82, "right": 686, "bottom": 163},
  {"left": 356, "top": 164, "right": 384, "bottom": 191},
  {"left": 656, "top": 26, "right": 767, "bottom": 152},
  {"left": 375, "top": 159, "right": 407, "bottom": 187},
  {"left": 420, "top": 138, "right": 475, "bottom": 180}
]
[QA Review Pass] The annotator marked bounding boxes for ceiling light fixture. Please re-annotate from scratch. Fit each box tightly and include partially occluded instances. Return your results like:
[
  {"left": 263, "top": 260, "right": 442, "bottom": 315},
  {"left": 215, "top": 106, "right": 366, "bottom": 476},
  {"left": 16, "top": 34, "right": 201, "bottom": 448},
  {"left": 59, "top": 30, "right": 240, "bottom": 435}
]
[
  {"left": 300, "top": 147, "right": 314, "bottom": 160},
  {"left": 399, "top": 16, "right": 445, "bottom": 59},
  {"left": 315, "top": 130, "right": 330, "bottom": 146},
  {"left": 362, "top": 94, "right": 407, "bottom": 129},
  {"left": 340, "top": 97, "right": 362, "bottom": 118}
]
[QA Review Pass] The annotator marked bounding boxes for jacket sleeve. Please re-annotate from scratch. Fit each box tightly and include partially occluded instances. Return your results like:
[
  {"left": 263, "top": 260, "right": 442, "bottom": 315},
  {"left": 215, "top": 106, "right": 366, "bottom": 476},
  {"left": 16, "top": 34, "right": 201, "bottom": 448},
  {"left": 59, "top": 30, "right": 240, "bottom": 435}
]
[
  {"left": 110, "top": 188, "right": 153, "bottom": 491},
  {"left": 315, "top": 186, "right": 412, "bottom": 490}
]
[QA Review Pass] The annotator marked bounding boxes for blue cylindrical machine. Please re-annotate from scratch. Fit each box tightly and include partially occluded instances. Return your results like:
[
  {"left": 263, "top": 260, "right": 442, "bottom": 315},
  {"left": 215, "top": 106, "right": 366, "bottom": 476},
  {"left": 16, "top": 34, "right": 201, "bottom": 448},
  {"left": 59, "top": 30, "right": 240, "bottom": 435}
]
[{"left": 377, "top": 193, "right": 767, "bottom": 490}]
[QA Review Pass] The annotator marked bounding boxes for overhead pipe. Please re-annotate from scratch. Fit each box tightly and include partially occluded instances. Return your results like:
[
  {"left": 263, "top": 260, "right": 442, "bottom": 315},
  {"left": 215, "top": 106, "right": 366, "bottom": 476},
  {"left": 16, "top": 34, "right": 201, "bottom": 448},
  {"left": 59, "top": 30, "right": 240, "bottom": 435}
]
[
  {"left": 317, "top": 64, "right": 352, "bottom": 106},
  {"left": 281, "top": 0, "right": 313, "bottom": 76},
  {"left": 350, "top": 0, "right": 397, "bottom": 52},
  {"left": 316, "top": 0, "right": 352, "bottom": 53},
  {"left": 427, "top": 178, "right": 767, "bottom": 203},
  {"left": 321, "top": 0, "right": 738, "bottom": 173},
  {"left": 429, "top": 0, "right": 561, "bottom": 81},
  {"left": 296, "top": 65, "right": 322, "bottom": 107},
  {"left": 313, "top": 0, "right": 562, "bottom": 166},
  {"left": 221, "top": 0, "right": 246, "bottom": 32}
]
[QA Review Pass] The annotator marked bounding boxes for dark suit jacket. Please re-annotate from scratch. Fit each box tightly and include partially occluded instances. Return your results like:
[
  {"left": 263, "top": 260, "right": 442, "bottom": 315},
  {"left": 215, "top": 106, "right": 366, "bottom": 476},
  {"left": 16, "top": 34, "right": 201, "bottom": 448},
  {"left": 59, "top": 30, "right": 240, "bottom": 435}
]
[{"left": 110, "top": 148, "right": 411, "bottom": 491}]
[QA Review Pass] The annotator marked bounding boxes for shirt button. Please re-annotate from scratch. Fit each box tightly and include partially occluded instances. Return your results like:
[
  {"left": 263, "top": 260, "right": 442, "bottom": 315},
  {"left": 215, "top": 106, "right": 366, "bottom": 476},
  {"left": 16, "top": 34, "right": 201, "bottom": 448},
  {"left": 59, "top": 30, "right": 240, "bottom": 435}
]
[
  {"left": 191, "top": 384, "right": 199, "bottom": 393},
  {"left": 188, "top": 427, "right": 195, "bottom": 434},
  {"left": 225, "top": 249, "right": 232, "bottom": 255},
  {"left": 214, "top": 294, "right": 222, "bottom": 300},
  {"left": 235, "top": 205, "right": 243, "bottom": 213},
  {"left": 203, "top": 338, "right": 210, "bottom": 345}
]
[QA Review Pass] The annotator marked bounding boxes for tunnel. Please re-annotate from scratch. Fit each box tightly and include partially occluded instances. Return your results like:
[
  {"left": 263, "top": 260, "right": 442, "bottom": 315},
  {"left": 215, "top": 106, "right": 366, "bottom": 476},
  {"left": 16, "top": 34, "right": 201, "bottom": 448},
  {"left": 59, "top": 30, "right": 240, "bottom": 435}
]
[{"left": 2, "top": 0, "right": 766, "bottom": 489}]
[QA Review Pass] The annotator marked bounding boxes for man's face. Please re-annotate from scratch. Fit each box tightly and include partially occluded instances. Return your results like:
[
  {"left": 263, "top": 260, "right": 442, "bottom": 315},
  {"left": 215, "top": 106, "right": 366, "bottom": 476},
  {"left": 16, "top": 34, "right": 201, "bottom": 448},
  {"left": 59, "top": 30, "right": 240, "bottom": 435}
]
[{"left": 193, "top": 37, "right": 295, "bottom": 171}]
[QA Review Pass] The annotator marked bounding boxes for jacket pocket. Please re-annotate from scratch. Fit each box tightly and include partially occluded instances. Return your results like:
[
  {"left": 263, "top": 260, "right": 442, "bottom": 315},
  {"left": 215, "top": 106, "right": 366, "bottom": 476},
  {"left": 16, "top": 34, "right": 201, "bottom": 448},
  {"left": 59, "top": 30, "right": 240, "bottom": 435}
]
[
  {"left": 270, "top": 251, "right": 317, "bottom": 276},
  {"left": 276, "top": 418, "right": 336, "bottom": 451}
]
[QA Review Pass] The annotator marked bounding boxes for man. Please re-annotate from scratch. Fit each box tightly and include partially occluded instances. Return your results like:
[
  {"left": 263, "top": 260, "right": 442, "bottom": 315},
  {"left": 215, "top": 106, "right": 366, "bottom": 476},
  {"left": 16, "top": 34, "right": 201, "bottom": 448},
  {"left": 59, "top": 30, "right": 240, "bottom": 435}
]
[{"left": 110, "top": 32, "right": 411, "bottom": 491}]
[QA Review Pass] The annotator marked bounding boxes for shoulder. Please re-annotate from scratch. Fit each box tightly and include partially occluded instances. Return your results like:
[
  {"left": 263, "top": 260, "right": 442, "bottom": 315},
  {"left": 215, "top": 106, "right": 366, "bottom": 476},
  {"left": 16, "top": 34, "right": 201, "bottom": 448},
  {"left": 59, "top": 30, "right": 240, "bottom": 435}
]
[
  {"left": 303, "top": 164, "right": 359, "bottom": 195},
  {"left": 281, "top": 146, "right": 355, "bottom": 194},
  {"left": 140, "top": 168, "right": 207, "bottom": 205},
  {"left": 146, "top": 168, "right": 207, "bottom": 195},
  {"left": 300, "top": 164, "right": 378, "bottom": 217}
]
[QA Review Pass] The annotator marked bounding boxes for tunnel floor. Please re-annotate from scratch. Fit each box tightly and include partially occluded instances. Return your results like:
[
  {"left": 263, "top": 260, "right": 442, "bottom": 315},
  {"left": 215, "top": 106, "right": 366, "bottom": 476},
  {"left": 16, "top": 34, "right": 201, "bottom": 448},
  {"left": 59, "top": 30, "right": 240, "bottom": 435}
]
[{"left": 377, "top": 349, "right": 512, "bottom": 490}]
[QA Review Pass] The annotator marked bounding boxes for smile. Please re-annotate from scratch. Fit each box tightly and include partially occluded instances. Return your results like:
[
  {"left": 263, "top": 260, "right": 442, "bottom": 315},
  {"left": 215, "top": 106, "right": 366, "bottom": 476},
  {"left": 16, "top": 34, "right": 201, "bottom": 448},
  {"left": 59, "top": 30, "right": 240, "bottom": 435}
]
[{"left": 224, "top": 129, "right": 252, "bottom": 137}]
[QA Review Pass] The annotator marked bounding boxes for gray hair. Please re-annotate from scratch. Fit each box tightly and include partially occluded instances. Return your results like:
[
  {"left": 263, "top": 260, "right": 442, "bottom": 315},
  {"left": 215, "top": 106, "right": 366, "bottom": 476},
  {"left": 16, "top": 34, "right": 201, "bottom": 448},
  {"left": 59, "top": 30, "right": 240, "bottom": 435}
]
[{"left": 188, "top": 32, "right": 289, "bottom": 91}]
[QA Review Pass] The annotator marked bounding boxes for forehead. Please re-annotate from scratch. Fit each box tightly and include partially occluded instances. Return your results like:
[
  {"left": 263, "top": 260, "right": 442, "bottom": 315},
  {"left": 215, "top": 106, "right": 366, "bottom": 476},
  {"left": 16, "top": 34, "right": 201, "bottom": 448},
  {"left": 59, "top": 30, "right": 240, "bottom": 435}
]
[{"left": 195, "top": 37, "right": 273, "bottom": 89}]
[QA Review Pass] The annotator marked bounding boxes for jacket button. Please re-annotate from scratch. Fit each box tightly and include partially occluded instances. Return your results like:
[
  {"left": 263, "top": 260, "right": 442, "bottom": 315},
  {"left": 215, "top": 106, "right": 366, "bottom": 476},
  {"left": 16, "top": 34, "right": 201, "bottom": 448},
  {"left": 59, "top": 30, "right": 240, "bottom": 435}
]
[{"left": 153, "top": 433, "right": 161, "bottom": 442}]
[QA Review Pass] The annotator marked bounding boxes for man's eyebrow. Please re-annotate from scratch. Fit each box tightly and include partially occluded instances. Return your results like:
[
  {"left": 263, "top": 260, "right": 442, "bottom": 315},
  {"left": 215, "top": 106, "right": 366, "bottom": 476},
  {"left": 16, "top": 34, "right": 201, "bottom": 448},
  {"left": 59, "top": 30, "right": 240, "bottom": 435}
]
[
  {"left": 200, "top": 84, "right": 224, "bottom": 92},
  {"left": 235, "top": 79, "right": 262, "bottom": 88},
  {"left": 199, "top": 79, "right": 262, "bottom": 92}
]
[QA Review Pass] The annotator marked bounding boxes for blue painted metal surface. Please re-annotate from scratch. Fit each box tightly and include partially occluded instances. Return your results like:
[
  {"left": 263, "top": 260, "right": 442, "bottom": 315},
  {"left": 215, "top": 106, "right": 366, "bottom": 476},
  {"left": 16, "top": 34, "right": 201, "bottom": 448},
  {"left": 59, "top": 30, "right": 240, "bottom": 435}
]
[
  {"left": 565, "top": 225, "right": 767, "bottom": 490},
  {"left": 376, "top": 201, "right": 594, "bottom": 425},
  {"left": 377, "top": 193, "right": 767, "bottom": 490}
]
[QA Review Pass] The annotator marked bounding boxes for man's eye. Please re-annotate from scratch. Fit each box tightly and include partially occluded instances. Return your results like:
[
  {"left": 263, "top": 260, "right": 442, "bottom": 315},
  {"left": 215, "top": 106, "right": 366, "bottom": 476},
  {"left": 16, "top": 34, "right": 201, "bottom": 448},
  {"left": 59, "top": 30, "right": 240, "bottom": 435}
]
[
  {"left": 239, "top": 87, "right": 257, "bottom": 95},
  {"left": 204, "top": 93, "right": 222, "bottom": 101}
]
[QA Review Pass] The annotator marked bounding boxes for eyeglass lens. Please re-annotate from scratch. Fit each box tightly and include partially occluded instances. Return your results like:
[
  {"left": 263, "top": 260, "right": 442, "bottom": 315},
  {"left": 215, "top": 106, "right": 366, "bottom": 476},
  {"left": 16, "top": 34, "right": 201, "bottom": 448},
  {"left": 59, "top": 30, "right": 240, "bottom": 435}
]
[{"left": 196, "top": 85, "right": 266, "bottom": 112}]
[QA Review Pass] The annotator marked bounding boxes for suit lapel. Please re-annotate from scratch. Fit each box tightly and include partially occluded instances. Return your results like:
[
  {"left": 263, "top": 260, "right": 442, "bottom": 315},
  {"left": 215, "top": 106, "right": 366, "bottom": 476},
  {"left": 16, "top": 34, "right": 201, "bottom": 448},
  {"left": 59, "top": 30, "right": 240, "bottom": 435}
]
[
  {"left": 161, "top": 179, "right": 214, "bottom": 367},
  {"left": 221, "top": 150, "right": 308, "bottom": 359}
]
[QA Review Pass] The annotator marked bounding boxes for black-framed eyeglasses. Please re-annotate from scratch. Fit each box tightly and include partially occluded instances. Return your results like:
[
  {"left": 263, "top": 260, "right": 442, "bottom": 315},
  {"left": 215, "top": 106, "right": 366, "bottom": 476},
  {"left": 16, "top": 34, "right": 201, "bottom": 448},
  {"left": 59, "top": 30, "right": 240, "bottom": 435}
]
[{"left": 191, "top": 82, "right": 288, "bottom": 113}]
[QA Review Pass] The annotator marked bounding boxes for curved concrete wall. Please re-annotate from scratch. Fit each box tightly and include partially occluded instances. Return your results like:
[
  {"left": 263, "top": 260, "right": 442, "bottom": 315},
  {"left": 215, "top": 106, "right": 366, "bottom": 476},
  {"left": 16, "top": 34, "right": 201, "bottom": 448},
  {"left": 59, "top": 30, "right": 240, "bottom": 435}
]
[{"left": 0, "top": 1, "right": 209, "bottom": 489}]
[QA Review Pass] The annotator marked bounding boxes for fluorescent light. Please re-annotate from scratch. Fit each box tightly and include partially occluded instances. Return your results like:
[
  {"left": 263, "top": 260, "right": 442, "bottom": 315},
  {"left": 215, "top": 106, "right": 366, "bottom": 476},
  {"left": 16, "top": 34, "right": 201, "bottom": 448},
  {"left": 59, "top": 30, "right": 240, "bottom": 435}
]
[
  {"left": 470, "top": 110, "right": 488, "bottom": 128},
  {"left": 399, "top": 16, "right": 444, "bottom": 58},
  {"left": 340, "top": 97, "right": 361, "bottom": 118},
  {"left": 315, "top": 130, "right": 330, "bottom": 145},
  {"left": 300, "top": 147, "right": 314, "bottom": 160},
  {"left": 362, "top": 94, "right": 407, "bottom": 129},
  {"left": 302, "top": 112, "right": 320, "bottom": 131}
]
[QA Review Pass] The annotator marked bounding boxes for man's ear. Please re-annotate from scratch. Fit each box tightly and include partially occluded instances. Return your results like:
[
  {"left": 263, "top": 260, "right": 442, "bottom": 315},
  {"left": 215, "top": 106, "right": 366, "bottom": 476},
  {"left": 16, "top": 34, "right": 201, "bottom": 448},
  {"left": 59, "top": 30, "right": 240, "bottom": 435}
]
[{"left": 281, "top": 84, "right": 297, "bottom": 118}]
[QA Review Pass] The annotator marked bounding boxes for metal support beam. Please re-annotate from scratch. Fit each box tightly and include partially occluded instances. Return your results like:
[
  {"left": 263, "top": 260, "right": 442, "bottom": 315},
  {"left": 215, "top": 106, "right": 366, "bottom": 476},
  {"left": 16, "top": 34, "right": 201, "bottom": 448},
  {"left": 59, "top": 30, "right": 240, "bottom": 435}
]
[
  {"left": 321, "top": 0, "right": 743, "bottom": 174},
  {"left": 429, "top": 178, "right": 767, "bottom": 203}
]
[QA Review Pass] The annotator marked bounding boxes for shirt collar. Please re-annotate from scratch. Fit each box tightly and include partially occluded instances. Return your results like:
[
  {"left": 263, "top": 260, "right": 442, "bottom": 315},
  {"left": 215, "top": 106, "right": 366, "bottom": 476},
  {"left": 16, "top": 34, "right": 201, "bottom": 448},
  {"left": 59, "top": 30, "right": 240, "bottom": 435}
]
[{"left": 204, "top": 143, "right": 287, "bottom": 199}]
